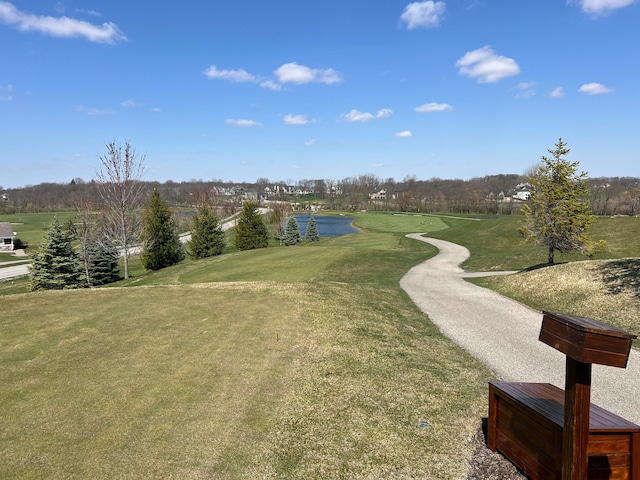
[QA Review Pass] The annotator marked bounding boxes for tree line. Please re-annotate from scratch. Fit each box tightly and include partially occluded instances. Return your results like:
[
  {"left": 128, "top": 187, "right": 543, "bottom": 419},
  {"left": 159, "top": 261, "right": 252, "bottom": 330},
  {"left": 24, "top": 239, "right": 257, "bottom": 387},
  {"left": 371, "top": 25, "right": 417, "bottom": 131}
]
[
  {"left": 3, "top": 137, "right": 633, "bottom": 290},
  {"left": 3, "top": 172, "right": 639, "bottom": 217}
]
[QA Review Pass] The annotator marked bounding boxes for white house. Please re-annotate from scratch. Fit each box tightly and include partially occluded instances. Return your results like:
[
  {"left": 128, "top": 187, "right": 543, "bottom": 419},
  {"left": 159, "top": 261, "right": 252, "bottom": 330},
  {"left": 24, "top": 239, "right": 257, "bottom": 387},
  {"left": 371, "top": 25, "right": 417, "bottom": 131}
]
[
  {"left": 513, "top": 183, "right": 532, "bottom": 201},
  {"left": 0, "top": 222, "right": 16, "bottom": 251}
]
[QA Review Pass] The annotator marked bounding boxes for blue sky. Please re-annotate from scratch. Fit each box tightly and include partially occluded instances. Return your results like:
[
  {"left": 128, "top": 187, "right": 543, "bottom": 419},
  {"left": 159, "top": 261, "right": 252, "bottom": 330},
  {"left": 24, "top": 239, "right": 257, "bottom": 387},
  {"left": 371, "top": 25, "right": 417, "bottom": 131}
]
[{"left": 1, "top": 0, "right": 638, "bottom": 188}]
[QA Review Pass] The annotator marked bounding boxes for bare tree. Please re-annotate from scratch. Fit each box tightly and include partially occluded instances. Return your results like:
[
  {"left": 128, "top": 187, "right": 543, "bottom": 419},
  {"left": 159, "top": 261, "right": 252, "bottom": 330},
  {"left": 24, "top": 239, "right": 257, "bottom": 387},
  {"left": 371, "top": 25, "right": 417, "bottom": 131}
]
[{"left": 95, "top": 140, "right": 147, "bottom": 279}]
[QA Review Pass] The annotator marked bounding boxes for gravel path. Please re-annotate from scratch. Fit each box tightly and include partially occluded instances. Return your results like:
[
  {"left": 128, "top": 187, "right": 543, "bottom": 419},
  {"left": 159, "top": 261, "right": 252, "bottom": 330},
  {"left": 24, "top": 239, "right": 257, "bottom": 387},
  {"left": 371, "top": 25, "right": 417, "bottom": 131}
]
[{"left": 399, "top": 234, "right": 640, "bottom": 424}]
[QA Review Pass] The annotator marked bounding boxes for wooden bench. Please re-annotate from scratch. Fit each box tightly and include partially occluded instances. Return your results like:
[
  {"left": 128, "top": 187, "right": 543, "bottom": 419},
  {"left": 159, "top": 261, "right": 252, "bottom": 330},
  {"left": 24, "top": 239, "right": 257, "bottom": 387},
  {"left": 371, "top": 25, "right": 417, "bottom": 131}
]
[{"left": 488, "top": 381, "right": 640, "bottom": 480}]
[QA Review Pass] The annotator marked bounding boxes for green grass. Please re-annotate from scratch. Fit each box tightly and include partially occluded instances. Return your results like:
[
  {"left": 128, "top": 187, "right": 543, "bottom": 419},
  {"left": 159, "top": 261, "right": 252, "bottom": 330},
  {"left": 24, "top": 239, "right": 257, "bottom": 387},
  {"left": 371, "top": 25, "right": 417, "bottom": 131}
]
[
  {"left": 0, "top": 213, "right": 492, "bottom": 479},
  {"left": 2, "top": 210, "right": 639, "bottom": 478},
  {"left": 1, "top": 287, "right": 489, "bottom": 478},
  {"left": 0, "top": 212, "right": 77, "bottom": 252},
  {"left": 424, "top": 214, "right": 640, "bottom": 272}
]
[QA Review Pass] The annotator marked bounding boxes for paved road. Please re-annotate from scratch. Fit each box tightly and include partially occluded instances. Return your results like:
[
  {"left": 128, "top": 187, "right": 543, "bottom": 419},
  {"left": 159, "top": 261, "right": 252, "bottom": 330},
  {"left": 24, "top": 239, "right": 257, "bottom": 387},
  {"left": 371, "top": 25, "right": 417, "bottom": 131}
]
[
  {"left": 400, "top": 234, "right": 640, "bottom": 424},
  {"left": 0, "top": 264, "right": 30, "bottom": 281}
]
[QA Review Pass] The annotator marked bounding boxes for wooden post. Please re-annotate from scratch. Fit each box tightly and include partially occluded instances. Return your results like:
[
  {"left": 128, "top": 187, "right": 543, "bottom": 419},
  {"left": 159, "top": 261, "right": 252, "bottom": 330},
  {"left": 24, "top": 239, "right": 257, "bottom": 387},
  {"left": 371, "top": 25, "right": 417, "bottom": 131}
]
[
  {"left": 562, "top": 357, "right": 592, "bottom": 480},
  {"left": 539, "top": 311, "right": 637, "bottom": 480}
]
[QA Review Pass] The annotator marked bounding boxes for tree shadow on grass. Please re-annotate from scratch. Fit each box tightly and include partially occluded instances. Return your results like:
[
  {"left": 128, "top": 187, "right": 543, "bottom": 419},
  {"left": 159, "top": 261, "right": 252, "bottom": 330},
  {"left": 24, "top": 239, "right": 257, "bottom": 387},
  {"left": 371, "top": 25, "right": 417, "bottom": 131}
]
[
  {"left": 600, "top": 259, "right": 640, "bottom": 299},
  {"left": 523, "top": 262, "right": 567, "bottom": 272}
]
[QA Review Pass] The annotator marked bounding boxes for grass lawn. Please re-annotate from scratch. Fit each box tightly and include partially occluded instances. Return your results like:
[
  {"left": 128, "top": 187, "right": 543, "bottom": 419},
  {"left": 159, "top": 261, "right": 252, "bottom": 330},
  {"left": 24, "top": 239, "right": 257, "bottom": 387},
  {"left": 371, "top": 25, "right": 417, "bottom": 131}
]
[
  {"left": 0, "top": 212, "right": 77, "bottom": 253},
  {"left": 2, "top": 210, "right": 638, "bottom": 478},
  {"left": 0, "top": 213, "right": 492, "bottom": 479}
]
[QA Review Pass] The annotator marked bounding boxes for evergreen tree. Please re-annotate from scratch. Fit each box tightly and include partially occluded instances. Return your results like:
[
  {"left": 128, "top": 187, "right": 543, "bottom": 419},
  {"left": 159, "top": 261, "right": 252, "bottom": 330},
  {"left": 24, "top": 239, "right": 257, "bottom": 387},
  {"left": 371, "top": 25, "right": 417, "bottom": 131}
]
[
  {"left": 520, "top": 138, "right": 605, "bottom": 264},
  {"left": 305, "top": 215, "right": 320, "bottom": 242},
  {"left": 141, "top": 189, "right": 184, "bottom": 270},
  {"left": 70, "top": 206, "right": 120, "bottom": 286},
  {"left": 188, "top": 202, "right": 226, "bottom": 258},
  {"left": 82, "top": 240, "right": 121, "bottom": 286},
  {"left": 234, "top": 200, "right": 268, "bottom": 251},
  {"left": 30, "top": 217, "right": 85, "bottom": 290},
  {"left": 283, "top": 216, "right": 301, "bottom": 246}
]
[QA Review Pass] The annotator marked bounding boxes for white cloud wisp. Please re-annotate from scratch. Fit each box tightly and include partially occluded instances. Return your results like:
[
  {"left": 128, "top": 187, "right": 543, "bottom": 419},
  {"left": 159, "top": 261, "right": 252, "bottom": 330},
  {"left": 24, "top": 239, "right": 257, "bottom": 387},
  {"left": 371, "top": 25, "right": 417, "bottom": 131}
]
[
  {"left": 274, "top": 62, "right": 342, "bottom": 85},
  {"left": 578, "top": 82, "right": 615, "bottom": 94},
  {"left": 0, "top": 1, "right": 126, "bottom": 43},
  {"left": 456, "top": 46, "right": 520, "bottom": 83},
  {"left": 415, "top": 102, "right": 452, "bottom": 112},
  {"left": 400, "top": 1, "right": 446, "bottom": 29},
  {"left": 226, "top": 119, "right": 262, "bottom": 127},
  {"left": 341, "top": 108, "right": 393, "bottom": 122},
  {"left": 571, "top": 0, "right": 636, "bottom": 16}
]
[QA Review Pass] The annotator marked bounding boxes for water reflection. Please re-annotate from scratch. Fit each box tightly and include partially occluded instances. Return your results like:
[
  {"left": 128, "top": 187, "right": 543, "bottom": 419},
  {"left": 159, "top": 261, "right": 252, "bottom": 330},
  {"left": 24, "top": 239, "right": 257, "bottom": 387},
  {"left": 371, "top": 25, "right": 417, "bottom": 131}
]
[{"left": 292, "top": 214, "right": 359, "bottom": 237}]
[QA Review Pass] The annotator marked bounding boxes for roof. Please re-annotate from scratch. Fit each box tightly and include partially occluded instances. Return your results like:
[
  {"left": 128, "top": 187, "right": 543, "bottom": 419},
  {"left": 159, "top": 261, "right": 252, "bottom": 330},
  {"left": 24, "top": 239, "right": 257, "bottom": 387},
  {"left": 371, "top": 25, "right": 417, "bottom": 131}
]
[{"left": 0, "top": 222, "right": 15, "bottom": 238}]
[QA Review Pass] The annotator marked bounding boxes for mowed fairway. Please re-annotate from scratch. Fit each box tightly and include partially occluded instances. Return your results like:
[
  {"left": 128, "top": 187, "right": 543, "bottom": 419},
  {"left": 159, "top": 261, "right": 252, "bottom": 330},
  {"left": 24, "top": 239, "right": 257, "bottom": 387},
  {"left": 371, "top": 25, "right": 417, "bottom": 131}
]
[{"left": 0, "top": 213, "right": 494, "bottom": 479}]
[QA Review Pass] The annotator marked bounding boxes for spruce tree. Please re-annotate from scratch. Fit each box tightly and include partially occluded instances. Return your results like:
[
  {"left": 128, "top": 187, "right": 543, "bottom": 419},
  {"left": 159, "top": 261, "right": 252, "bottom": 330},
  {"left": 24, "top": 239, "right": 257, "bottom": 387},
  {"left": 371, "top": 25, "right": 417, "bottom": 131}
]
[
  {"left": 283, "top": 216, "right": 301, "bottom": 246},
  {"left": 234, "top": 200, "right": 268, "bottom": 250},
  {"left": 82, "top": 240, "right": 121, "bottom": 286},
  {"left": 520, "top": 138, "right": 605, "bottom": 264},
  {"left": 188, "top": 202, "right": 226, "bottom": 258},
  {"left": 30, "top": 217, "right": 85, "bottom": 290},
  {"left": 305, "top": 215, "right": 320, "bottom": 242},
  {"left": 141, "top": 188, "right": 184, "bottom": 270},
  {"left": 70, "top": 207, "right": 121, "bottom": 286}
]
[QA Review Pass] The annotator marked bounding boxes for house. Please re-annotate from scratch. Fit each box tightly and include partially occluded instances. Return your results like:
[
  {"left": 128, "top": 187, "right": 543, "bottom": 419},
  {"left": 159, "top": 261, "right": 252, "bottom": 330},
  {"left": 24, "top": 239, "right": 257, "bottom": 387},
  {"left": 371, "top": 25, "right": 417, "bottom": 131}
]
[
  {"left": 513, "top": 183, "right": 532, "bottom": 201},
  {"left": 370, "top": 189, "right": 387, "bottom": 200},
  {"left": 0, "top": 222, "right": 16, "bottom": 251}
]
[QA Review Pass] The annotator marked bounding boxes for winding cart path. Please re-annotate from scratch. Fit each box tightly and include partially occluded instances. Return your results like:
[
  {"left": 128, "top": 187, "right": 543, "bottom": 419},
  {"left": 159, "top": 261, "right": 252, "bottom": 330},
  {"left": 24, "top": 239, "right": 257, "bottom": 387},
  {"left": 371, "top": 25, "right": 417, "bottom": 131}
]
[{"left": 399, "top": 234, "right": 640, "bottom": 424}]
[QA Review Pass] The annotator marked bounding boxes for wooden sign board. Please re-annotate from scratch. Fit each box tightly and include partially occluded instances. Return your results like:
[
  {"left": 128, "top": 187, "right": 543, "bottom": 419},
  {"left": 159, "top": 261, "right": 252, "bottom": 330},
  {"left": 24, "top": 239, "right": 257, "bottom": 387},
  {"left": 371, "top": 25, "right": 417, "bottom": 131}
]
[{"left": 539, "top": 311, "right": 636, "bottom": 368}]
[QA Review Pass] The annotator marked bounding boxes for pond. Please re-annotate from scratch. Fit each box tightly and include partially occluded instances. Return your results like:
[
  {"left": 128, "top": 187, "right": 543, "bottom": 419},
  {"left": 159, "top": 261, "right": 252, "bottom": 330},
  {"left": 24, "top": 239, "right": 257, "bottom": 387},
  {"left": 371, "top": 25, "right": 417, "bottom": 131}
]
[{"left": 292, "top": 214, "right": 359, "bottom": 238}]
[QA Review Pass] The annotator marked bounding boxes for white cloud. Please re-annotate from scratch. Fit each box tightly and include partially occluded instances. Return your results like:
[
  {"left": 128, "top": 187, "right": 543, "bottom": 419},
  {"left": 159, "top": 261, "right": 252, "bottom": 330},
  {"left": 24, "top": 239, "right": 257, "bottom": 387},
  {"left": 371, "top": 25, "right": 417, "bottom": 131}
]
[
  {"left": 203, "top": 66, "right": 256, "bottom": 83},
  {"left": 205, "top": 62, "right": 341, "bottom": 89},
  {"left": 305, "top": 139, "right": 317, "bottom": 146},
  {"left": 0, "top": 1, "right": 126, "bottom": 44},
  {"left": 284, "top": 114, "right": 313, "bottom": 125},
  {"left": 259, "top": 80, "right": 282, "bottom": 91},
  {"left": 75, "top": 105, "right": 115, "bottom": 115},
  {"left": 550, "top": 86, "right": 565, "bottom": 98},
  {"left": 396, "top": 131, "right": 413, "bottom": 137},
  {"left": 150, "top": 107, "right": 162, "bottom": 113},
  {"left": 578, "top": 82, "right": 614, "bottom": 94},
  {"left": 455, "top": 46, "right": 520, "bottom": 83},
  {"left": 75, "top": 9, "right": 102, "bottom": 17},
  {"left": 274, "top": 62, "right": 342, "bottom": 85},
  {"left": 400, "top": 1, "right": 446, "bottom": 29},
  {"left": 415, "top": 102, "right": 452, "bottom": 112},
  {"left": 121, "top": 99, "right": 141, "bottom": 108},
  {"left": 515, "top": 82, "right": 536, "bottom": 98},
  {"left": 226, "top": 118, "right": 262, "bottom": 127},
  {"left": 341, "top": 108, "right": 393, "bottom": 122},
  {"left": 570, "top": 0, "right": 636, "bottom": 16}
]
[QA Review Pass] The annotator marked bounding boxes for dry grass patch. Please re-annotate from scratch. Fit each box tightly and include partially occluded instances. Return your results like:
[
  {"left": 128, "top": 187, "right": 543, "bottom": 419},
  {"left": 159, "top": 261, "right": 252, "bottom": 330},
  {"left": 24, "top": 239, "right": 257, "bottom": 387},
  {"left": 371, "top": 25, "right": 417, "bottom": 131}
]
[
  {"left": 476, "top": 259, "right": 640, "bottom": 343},
  {"left": 1, "top": 282, "right": 491, "bottom": 479}
]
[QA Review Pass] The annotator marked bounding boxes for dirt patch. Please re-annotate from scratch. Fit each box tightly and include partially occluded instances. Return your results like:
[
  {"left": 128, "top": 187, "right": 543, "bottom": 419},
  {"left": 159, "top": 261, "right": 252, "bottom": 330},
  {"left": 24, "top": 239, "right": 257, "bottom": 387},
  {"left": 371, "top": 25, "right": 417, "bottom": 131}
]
[{"left": 467, "top": 422, "right": 526, "bottom": 480}]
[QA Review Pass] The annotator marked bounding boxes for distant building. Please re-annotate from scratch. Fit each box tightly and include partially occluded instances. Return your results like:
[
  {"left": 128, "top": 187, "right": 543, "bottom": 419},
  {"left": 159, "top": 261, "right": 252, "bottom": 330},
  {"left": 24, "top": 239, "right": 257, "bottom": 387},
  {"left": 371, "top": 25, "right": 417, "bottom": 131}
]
[
  {"left": 369, "top": 189, "right": 386, "bottom": 200},
  {"left": 0, "top": 222, "right": 16, "bottom": 251},
  {"left": 513, "top": 183, "right": 532, "bottom": 201}
]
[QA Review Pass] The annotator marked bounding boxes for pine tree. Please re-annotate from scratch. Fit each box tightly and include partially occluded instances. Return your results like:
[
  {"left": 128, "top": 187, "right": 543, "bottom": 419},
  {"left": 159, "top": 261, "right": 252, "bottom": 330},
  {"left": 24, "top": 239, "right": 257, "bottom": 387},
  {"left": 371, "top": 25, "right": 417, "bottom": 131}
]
[
  {"left": 305, "top": 215, "right": 320, "bottom": 242},
  {"left": 520, "top": 138, "right": 605, "bottom": 264},
  {"left": 188, "top": 202, "right": 226, "bottom": 258},
  {"left": 70, "top": 206, "right": 120, "bottom": 286},
  {"left": 30, "top": 217, "right": 85, "bottom": 290},
  {"left": 234, "top": 200, "right": 268, "bottom": 251},
  {"left": 82, "top": 240, "right": 121, "bottom": 286},
  {"left": 141, "top": 189, "right": 184, "bottom": 270},
  {"left": 283, "top": 216, "right": 301, "bottom": 246}
]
